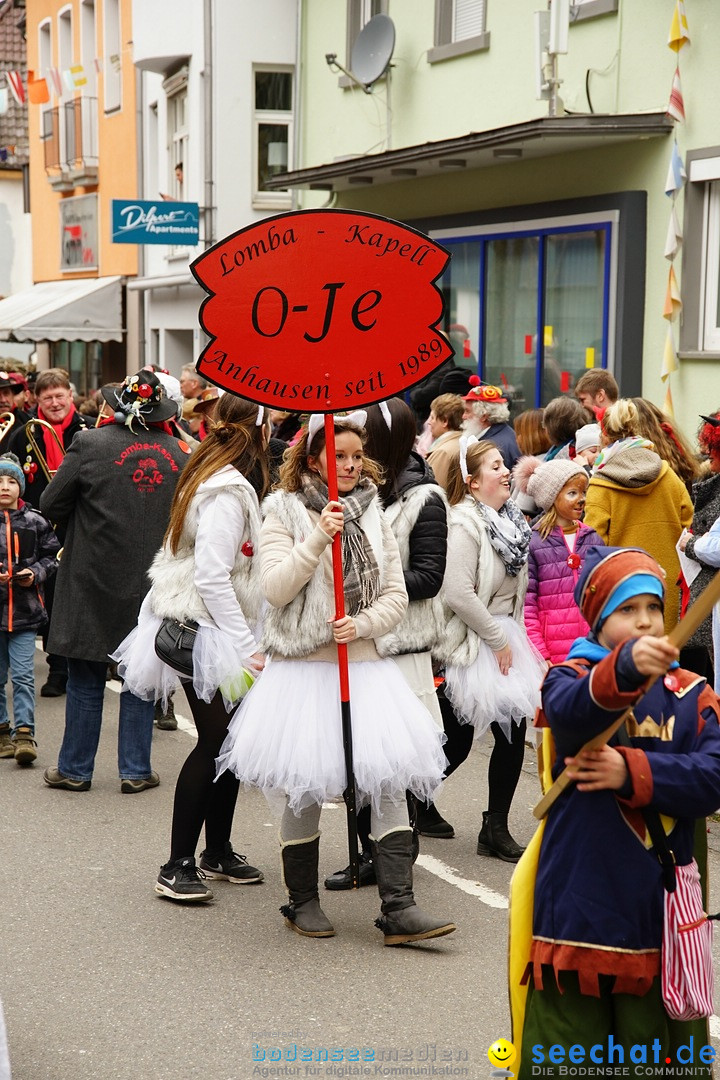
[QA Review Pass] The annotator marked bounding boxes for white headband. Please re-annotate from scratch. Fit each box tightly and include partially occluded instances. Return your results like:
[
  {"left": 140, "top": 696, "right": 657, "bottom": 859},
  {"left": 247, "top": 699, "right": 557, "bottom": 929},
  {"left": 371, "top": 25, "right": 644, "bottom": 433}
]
[
  {"left": 255, "top": 404, "right": 264, "bottom": 426},
  {"left": 459, "top": 434, "right": 480, "bottom": 482},
  {"left": 307, "top": 410, "right": 367, "bottom": 450},
  {"left": 379, "top": 401, "right": 392, "bottom": 431}
]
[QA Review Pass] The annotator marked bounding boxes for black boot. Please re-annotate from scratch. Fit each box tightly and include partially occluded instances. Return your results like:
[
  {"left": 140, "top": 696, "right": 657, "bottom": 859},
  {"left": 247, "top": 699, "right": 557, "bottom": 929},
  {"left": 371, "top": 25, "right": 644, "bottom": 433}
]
[
  {"left": 370, "top": 828, "right": 456, "bottom": 946},
  {"left": 323, "top": 850, "right": 376, "bottom": 891},
  {"left": 476, "top": 811, "right": 525, "bottom": 863},
  {"left": 412, "top": 796, "right": 455, "bottom": 839},
  {"left": 280, "top": 834, "right": 335, "bottom": 938}
]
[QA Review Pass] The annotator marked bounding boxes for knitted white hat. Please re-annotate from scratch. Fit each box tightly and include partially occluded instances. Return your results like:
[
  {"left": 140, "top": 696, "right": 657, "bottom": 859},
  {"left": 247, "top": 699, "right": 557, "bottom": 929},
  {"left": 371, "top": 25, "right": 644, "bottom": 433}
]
[
  {"left": 512, "top": 455, "right": 587, "bottom": 512},
  {"left": 575, "top": 423, "right": 601, "bottom": 455}
]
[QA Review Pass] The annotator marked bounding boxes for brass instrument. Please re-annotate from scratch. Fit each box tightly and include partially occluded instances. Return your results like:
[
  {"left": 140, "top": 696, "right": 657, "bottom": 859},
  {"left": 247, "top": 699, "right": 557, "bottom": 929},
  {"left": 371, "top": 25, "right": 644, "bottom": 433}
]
[
  {"left": 24, "top": 418, "right": 65, "bottom": 484},
  {"left": 0, "top": 411, "right": 15, "bottom": 443}
]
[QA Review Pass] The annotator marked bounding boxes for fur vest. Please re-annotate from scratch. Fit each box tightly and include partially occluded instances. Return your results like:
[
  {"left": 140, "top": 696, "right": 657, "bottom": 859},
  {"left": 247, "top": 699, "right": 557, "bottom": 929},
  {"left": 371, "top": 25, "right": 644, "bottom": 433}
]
[
  {"left": 260, "top": 488, "right": 392, "bottom": 659},
  {"left": 148, "top": 472, "right": 262, "bottom": 626},
  {"left": 375, "top": 484, "right": 447, "bottom": 658},
  {"left": 434, "top": 500, "right": 527, "bottom": 668}
]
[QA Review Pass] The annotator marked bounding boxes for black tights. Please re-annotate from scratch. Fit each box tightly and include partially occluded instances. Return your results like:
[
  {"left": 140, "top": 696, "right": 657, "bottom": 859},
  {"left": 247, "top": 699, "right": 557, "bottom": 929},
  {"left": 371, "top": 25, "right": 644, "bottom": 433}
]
[
  {"left": 169, "top": 684, "right": 239, "bottom": 860},
  {"left": 356, "top": 682, "right": 526, "bottom": 849}
]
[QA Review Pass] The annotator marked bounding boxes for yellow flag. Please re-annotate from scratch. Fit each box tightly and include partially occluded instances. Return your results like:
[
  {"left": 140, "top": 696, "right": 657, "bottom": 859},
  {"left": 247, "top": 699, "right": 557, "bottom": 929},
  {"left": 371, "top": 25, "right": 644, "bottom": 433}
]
[
  {"left": 663, "top": 381, "right": 675, "bottom": 419},
  {"left": 668, "top": 0, "right": 690, "bottom": 52},
  {"left": 663, "top": 264, "right": 682, "bottom": 321},
  {"left": 661, "top": 325, "right": 678, "bottom": 382}
]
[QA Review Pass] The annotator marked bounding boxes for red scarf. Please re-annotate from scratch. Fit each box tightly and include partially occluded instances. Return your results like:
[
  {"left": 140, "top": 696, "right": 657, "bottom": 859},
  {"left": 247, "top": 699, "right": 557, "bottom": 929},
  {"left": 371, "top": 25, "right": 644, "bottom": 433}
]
[{"left": 37, "top": 406, "right": 76, "bottom": 474}]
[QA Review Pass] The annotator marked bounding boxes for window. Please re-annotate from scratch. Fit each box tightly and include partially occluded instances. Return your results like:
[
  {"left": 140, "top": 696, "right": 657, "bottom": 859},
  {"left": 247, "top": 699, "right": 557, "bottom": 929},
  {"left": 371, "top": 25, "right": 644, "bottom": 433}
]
[
  {"left": 570, "top": 0, "right": 619, "bottom": 21},
  {"left": 428, "top": 0, "right": 490, "bottom": 64},
  {"left": 166, "top": 87, "right": 187, "bottom": 198},
  {"left": 103, "top": 0, "right": 121, "bottom": 112},
  {"left": 253, "top": 68, "right": 293, "bottom": 210},
  {"left": 433, "top": 214, "right": 616, "bottom": 409},
  {"left": 679, "top": 152, "right": 720, "bottom": 358},
  {"left": 38, "top": 19, "right": 52, "bottom": 144},
  {"left": 346, "top": 0, "right": 387, "bottom": 68}
]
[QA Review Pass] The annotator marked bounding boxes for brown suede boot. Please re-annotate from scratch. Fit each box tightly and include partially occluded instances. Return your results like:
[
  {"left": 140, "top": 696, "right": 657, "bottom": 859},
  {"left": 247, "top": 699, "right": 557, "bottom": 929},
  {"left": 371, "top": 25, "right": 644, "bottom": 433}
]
[{"left": 13, "top": 727, "right": 37, "bottom": 767}]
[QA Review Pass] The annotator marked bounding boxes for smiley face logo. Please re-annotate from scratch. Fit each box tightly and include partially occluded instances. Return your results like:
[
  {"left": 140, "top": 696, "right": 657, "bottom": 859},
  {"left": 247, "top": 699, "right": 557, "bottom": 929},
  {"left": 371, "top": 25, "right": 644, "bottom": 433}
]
[{"left": 488, "top": 1039, "right": 517, "bottom": 1070}]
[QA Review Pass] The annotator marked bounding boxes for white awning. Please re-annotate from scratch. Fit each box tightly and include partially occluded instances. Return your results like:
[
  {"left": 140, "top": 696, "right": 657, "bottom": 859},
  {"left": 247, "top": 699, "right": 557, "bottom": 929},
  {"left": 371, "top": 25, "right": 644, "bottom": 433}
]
[{"left": 0, "top": 276, "right": 123, "bottom": 343}]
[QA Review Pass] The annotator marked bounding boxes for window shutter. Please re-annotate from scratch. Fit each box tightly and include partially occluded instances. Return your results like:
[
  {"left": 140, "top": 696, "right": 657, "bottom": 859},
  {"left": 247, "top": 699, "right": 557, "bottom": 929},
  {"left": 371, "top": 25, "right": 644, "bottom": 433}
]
[{"left": 453, "top": 0, "right": 486, "bottom": 41}]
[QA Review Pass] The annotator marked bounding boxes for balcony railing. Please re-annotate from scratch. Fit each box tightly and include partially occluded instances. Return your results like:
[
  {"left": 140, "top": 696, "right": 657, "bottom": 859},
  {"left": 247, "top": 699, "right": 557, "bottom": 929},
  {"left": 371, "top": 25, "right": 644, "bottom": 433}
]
[{"left": 42, "top": 96, "right": 98, "bottom": 188}]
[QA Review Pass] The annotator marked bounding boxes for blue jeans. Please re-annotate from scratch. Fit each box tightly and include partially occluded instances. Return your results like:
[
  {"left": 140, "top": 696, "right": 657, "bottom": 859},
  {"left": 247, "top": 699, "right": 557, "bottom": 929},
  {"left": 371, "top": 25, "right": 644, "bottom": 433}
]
[
  {"left": 58, "top": 658, "right": 155, "bottom": 782},
  {"left": 0, "top": 629, "right": 36, "bottom": 734}
]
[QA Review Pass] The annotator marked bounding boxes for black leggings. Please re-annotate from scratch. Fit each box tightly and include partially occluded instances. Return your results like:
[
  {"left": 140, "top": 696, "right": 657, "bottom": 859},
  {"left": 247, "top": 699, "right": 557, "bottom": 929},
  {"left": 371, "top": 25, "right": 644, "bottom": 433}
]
[
  {"left": 169, "top": 684, "right": 240, "bottom": 860},
  {"left": 438, "top": 680, "right": 526, "bottom": 814},
  {"left": 356, "top": 682, "right": 526, "bottom": 848}
]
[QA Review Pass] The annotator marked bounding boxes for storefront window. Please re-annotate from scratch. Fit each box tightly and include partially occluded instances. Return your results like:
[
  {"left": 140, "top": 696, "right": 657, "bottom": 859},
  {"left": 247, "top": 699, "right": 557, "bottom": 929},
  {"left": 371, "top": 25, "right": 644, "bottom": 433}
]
[{"left": 435, "top": 216, "right": 612, "bottom": 410}]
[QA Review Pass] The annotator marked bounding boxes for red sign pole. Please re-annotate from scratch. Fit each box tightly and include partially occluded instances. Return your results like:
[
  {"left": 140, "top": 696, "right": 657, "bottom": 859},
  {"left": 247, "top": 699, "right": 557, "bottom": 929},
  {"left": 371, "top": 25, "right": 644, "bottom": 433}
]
[{"left": 324, "top": 414, "right": 360, "bottom": 889}]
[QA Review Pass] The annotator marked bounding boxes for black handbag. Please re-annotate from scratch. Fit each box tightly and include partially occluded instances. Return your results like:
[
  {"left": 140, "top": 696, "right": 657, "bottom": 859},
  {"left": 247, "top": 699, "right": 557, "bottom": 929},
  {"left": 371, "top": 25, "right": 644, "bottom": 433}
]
[{"left": 154, "top": 617, "right": 199, "bottom": 677}]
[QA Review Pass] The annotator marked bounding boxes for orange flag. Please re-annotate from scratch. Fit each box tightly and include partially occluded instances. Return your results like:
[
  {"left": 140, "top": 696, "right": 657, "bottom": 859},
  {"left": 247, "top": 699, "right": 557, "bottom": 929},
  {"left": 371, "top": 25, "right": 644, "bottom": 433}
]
[{"left": 27, "top": 71, "right": 49, "bottom": 105}]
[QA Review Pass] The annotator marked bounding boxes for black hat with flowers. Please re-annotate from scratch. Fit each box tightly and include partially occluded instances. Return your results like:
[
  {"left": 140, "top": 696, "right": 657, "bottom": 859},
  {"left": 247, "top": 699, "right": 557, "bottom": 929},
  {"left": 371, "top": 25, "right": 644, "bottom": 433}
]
[{"left": 101, "top": 369, "right": 178, "bottom": 429}]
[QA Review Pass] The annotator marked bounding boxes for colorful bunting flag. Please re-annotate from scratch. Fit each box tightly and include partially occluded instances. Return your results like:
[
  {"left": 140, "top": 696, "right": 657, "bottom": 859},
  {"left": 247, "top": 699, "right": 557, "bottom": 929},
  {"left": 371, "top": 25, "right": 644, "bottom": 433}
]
[
  {"left": 665, "top": 140, "right": 686, "bottom": 196},
  {"left": 48, "top": 67, "right": 63, "bottom": 96},
  {"left": 668, "top": 1, "right": 690, "bottom": 53},
  {"left": 663, "top": 381, "right": 675, "bottom": 419},
  {"left": 5, "top": 71, "right": 25, "bottom": 106},
  {"left": 663, "top": 265, "right": 682, "bottom": 321},
  {"left": 27, "top": 71, "right": 49, "bottom": 105},
  {"left": 664, "top": 205, "right": 683, "bottom": 260},
  {"left": 63, "top": 64, "right": 87, "bottom": 90},
  {"left": 661, "top": 325, "right": 679, "bottom": 381},
  {"left": 667, "top": 67, "right": 685, "bottom": 123},
  {"left": 0, "top": 89, "right": 8, "bottom": 116}
]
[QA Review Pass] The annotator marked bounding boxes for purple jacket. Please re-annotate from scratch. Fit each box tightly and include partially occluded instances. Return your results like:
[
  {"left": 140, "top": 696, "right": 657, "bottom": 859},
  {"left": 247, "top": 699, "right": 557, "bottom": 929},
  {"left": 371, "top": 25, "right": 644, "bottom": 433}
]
[{"left": 524, "top": 524, "right": 604, "bottom": 663}]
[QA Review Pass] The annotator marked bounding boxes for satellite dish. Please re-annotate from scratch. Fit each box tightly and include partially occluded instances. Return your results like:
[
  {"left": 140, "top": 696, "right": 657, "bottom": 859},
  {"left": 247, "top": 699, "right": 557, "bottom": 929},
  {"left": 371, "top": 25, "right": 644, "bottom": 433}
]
[{"left": 351, "top": 14, "right": 395, "bottom": 89}]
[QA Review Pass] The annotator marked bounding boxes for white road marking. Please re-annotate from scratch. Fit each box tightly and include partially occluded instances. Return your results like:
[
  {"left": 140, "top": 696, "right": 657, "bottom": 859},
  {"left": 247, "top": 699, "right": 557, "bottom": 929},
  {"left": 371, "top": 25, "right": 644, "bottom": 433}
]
[{"left": 416, "top": 853, "right": 508, "bottom": 908}]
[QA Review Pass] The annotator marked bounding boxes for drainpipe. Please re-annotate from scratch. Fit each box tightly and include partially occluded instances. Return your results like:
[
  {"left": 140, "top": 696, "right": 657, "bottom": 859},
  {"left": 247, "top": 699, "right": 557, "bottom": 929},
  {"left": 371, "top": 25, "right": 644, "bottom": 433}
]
[
  {"left": 203, "top": 0, "right": 214, "bottom": 248},
  {"left": 134, "top": 64, "right": 146, "bottom": 369},
  {"left": 292, "top": 0, "right": 302, "bottom": 210}
]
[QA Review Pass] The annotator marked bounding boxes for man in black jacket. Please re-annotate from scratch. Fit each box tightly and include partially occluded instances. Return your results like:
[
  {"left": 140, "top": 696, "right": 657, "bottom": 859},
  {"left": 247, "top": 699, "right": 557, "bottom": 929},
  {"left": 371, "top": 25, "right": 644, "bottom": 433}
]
[{"left": 40, "top": 370, "right": 190, "bottom": 793}]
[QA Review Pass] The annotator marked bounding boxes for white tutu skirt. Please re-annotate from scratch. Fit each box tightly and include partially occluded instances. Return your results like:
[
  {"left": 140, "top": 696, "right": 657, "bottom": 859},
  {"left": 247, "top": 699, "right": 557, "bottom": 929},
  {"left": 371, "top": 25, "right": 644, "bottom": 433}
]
[
  {"left": 215, "top": 657, "right": 448, "bottom": 815},
  {"left": 111, "top": 595, "right": 251, "bottom": 710},
  {"left": 445, "top": 616, "right": 546, "bottom": 740}
]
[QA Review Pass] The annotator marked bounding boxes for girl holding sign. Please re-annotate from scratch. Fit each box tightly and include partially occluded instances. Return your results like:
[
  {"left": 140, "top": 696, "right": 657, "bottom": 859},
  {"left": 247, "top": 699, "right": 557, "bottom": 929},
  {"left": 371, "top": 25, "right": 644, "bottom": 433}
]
[{"left": 216, "top": 413, "right": 455, "bottom": 945}]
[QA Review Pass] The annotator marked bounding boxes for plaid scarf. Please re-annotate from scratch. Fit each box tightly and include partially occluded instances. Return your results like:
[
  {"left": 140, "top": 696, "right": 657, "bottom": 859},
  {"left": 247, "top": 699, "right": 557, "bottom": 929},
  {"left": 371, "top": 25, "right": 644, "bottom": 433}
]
[
  {"left": 472, "top": 496, "right": 531, "bottom": 577},
  {"left": 299, "top": 474, "right": 380, "bottom": 616}
]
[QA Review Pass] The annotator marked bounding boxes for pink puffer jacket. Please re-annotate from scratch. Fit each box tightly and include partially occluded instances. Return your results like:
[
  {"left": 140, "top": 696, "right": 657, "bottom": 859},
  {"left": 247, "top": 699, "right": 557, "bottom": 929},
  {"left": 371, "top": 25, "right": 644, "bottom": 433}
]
[{"left": 524, "top": 524, "right": 605, "bottom": 663}]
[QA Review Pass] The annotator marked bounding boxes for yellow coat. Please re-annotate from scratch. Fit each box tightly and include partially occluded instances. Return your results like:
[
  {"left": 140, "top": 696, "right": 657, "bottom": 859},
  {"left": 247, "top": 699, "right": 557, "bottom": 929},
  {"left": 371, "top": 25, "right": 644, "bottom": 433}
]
[{"left": 584, "top": 451, "right": 693, "bottom": 631}]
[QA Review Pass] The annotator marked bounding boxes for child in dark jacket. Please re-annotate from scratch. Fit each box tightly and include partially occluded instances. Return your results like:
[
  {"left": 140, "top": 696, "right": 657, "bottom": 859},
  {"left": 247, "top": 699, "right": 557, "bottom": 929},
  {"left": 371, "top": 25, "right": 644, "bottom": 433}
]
[
  {"left": 0, "top": 453, "right": 60, "bottom": 765},
  {"left": 517, "top": 546, "right": 720, "bottom": 1073},
  {"left": 513, "top": 455, "right": 603, "bottom": 663}
]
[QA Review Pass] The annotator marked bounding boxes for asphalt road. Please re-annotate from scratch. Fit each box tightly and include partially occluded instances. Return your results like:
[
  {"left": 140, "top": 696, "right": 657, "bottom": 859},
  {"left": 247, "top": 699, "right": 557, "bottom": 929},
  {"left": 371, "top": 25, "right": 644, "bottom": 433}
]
[{"left": 2, "top": 651, "right": 720, "bottom": 1080}]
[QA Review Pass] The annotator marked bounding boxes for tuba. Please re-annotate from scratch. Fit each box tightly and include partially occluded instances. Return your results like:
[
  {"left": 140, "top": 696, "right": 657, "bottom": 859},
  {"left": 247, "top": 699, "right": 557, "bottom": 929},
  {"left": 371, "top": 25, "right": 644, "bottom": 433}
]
[
  {"left": 0, "top": 411, "right": 15, "bottom": 443},
  {"left": 24, "top": 418, "right": 65, "bottom": 484}
]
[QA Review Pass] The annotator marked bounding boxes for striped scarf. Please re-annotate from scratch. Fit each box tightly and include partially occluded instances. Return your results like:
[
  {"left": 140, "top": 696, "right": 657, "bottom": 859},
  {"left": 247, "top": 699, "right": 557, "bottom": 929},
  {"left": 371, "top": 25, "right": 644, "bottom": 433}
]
[{"left": 299, "top": 474, "right": 380, "bottom": 616}]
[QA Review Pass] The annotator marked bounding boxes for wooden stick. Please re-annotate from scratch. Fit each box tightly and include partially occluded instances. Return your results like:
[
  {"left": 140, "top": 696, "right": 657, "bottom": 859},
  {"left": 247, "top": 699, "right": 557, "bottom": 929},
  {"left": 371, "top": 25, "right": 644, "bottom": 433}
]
[{"left": 533, "top": 568, "right": 720, "bottom": 820}]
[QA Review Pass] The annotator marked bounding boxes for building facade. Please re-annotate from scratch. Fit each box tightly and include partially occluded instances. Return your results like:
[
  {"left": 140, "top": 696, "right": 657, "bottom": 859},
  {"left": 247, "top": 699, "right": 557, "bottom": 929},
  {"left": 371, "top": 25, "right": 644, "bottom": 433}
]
[
  {"left": 269, "top": 0, "right": 718, "bottom": 438},
  {"left": 130, "top": 0, "right": 298, "bottom": 378}
]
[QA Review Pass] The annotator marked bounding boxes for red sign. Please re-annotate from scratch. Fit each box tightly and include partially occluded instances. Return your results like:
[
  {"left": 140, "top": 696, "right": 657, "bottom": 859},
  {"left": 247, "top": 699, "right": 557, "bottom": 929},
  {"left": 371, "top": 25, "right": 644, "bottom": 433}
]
[{"left": 190, "top": 209, "right": 452, "bottom": 412}]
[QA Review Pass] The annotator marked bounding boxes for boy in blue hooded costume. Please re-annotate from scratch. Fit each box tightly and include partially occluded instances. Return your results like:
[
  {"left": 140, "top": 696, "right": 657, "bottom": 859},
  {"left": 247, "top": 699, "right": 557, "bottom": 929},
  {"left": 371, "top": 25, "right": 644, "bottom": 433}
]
[{"left": 519, "top": 546, "right": 720, "bottom": 1075}]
